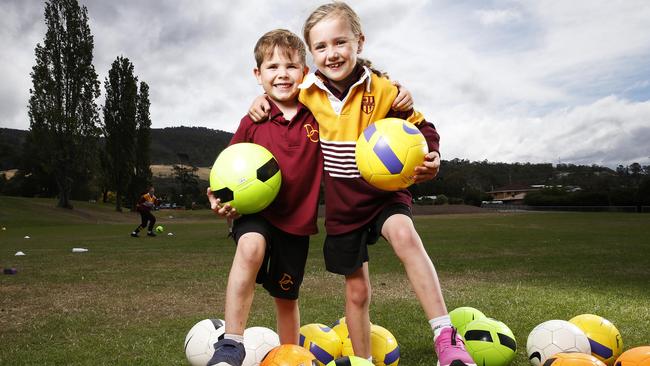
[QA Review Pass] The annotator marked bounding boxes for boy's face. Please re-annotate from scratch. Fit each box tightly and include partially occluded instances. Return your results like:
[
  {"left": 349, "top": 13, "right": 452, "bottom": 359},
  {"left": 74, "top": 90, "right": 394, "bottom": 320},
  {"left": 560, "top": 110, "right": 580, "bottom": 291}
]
[
  {"left": 308, "top": 16, "right": 364, "bottom": 82},
  {"left": 254, "top": 47, "right": 307, "bottom": 103}
]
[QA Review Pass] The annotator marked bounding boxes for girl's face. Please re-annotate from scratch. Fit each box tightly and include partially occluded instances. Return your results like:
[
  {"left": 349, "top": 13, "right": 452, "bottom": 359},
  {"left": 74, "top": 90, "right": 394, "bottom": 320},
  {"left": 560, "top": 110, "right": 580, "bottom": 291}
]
[{"left": 308, "top": 15, "right": 364, "bottom": 84}]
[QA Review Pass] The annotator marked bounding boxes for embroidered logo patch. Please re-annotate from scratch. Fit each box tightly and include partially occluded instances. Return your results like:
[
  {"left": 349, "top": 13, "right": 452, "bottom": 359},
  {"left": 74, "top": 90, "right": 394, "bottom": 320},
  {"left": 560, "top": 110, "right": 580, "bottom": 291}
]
[{"left": 361, "top": 95, "right": 375, "bottom": 114}]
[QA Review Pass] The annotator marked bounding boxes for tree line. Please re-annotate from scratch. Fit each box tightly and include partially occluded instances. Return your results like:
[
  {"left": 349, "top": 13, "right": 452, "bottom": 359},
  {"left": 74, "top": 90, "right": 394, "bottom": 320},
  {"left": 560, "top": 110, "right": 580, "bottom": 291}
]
[{"left": 23, "top": 0, "right": 152, "bottom": 211}]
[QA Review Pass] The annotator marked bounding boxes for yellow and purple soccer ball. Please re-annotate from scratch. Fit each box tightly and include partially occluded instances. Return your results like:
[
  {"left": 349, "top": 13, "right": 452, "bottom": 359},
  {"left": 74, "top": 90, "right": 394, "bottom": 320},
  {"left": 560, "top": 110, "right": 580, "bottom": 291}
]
[
  {"left": 569, "top": 314, "right": 623, "bottom": 366},
  {"left": 299, "top": 323, "right": 342, "bottom": 366},
  {"left": 355, "top": 118, "right": 428, "bottom": 191},
  {"left": 370, "top": 324, "right": 400, "bottom": 366},
  {"left": 209, "top": 143, "right": 281, "bottom": 214}
]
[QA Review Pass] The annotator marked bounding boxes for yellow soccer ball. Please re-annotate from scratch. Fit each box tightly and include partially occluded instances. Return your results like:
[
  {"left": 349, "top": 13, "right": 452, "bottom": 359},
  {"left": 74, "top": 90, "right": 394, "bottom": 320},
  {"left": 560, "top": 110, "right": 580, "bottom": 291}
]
[
  {"left": 569, "top": 314, "right": 623, "bottom": 366},
  {"left": 355, "top": 118, "right": 428, "bottom": 191},
  {"left": 300, "top": 323, "right": 343, "bottom": 366},
  {"left": 370, "top": 324, "right": 400, "bottom": 366}
]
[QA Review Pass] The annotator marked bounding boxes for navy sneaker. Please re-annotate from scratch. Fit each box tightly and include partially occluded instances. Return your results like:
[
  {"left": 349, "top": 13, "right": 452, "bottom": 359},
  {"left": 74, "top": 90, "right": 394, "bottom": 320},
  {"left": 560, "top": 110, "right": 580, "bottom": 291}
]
[
  {"left": 207, "top": 339, "right": 246, "bottom": 366},
  {"left": 130, "top": 232, "right": 139, "bottom": 238},
  {"left": 147, "top": 231, "right": 156, "bottom": 237}
]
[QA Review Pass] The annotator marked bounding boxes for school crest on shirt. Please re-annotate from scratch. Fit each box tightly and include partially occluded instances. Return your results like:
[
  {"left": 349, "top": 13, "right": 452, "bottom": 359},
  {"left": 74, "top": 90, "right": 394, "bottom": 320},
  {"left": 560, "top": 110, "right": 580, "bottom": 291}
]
[
  {"left": 303, "top": 123, "right": 319, "bottom": 143},
  {"left": 361, "top": 95, "right": 375, "bottom": 114}
]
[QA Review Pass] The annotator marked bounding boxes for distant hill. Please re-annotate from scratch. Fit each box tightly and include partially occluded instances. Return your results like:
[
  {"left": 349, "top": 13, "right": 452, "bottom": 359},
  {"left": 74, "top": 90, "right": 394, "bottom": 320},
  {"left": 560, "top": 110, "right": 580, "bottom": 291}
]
[
  {"left": 0, "top": 128, "right": 28, "bottom": 170},
  {"left": 0, "top": 126, "right": 233, "bottom": 170},
  {"left": 150, "top": 126, "right": 233, "bottom": 166}
]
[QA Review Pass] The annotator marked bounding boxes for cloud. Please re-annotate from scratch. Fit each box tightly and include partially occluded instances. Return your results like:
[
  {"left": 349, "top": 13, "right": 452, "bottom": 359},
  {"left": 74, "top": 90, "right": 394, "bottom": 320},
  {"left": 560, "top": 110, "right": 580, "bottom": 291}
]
[
  {"left": 475, "top": 8, "right": 523, "bottom": 26},
  {"left": 1, "top": 0, "right": 649, "bottom": 168}
]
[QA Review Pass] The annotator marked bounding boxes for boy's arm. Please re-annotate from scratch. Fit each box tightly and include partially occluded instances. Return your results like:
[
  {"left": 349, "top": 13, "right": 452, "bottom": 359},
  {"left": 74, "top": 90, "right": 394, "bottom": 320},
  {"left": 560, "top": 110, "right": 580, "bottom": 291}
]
[
  {"left": 207, "top": 187, "right": 241, "bottom": 219},
  {"left": 391, "top": 80, "right": 414, "bottom": 112}
]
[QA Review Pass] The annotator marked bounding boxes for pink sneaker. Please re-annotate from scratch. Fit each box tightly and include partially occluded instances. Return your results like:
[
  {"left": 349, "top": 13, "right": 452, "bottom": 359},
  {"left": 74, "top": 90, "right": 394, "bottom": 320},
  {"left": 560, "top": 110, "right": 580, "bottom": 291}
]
[{"left": 435, "top": 327, "right": 476, "bottom": 366}]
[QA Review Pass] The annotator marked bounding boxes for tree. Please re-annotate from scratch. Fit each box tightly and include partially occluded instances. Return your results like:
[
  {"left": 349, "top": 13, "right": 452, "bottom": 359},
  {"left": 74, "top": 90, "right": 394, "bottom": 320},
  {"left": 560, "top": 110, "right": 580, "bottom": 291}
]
[
  {"left": 173, "top": 163, "right": 200, "bottom": 209},
  {"left": 128, "top": 81, "right": 153, "bottom": 206},
  {"left": 27, "top": 0, "right": 101, "bottom": 208},
  {"left": 102, "top": 56, "right": 138, "bottom": 211}
]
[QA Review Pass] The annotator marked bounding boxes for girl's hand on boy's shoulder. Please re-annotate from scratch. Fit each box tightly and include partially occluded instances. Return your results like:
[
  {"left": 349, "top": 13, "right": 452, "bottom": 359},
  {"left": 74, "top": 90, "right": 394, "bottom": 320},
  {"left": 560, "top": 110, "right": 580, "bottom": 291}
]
[
  {"left": 248, "top": 95, "right": 271, "bottom": 123},
  {"left": 413, "top": 151, "right": 440, "bottom": 183},
  {"left": 391, "top": 80, "right": 414, "bottom": 112},
  {"left": 206, "top": 187, "right": 241, "bottom": 219}
]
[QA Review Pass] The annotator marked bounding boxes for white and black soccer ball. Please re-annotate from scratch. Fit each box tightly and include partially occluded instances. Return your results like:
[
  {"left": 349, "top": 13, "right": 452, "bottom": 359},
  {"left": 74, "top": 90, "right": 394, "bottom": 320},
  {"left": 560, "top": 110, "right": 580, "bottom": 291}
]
[
  {"left": 526, "top": 319, "right": 591, "bottom": 366},
  {"left": 185, "top": 319, "right": 226, "bottom": 366},
  {"left": 243, "top": 326, "right": 280, "bottom": 366}
]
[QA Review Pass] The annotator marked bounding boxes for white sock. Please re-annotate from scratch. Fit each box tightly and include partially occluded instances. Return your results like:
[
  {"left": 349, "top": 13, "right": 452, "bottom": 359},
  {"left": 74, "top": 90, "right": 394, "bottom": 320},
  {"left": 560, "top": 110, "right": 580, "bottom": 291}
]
[
  {"left": 224, "top": 333, "right": 244, "bottom": 343},
  {"left": 429, "top": 315, "right": 452, "bottom": 341},
  {"left": 367, "top": 357, "right": 373, "bottom": 362}
]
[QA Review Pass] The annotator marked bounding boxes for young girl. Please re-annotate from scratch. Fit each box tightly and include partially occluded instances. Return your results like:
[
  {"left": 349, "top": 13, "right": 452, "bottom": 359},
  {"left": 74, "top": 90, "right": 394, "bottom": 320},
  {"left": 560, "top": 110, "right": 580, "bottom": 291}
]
[{"left": 251, "top": 3, "right": 474, "bottom": 365}]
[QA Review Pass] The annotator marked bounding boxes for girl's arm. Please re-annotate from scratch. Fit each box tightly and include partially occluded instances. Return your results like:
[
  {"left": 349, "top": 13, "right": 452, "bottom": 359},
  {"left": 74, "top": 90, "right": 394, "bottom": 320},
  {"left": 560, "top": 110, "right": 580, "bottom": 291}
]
[
  {"left": 248, "top": 95, "right": 271, "bottom": 123},
  {"left": 247, "top": 83, "right": 414, "bottom": 122}
]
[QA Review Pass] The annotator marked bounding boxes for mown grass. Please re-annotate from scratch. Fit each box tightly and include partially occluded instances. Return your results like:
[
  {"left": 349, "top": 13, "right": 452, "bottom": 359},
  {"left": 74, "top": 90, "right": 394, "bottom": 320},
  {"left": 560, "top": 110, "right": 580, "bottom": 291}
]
[{"left": 1, "top": 197, "right": 648, "bottom": 365}]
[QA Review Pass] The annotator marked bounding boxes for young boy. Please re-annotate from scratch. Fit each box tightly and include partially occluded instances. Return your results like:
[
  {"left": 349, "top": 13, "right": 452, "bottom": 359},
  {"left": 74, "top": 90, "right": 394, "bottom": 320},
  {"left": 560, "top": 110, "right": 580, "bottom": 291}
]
[
  {"left": 131, "top": 186, "right": 159, "bottom": 237},
  {"left": 205, "top": 29, "right": 323, "bottom": 366}
]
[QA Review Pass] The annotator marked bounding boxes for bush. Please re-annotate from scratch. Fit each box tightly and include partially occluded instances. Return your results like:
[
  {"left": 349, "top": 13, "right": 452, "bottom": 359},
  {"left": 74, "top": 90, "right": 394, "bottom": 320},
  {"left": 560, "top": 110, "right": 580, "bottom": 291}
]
[{"left": 434, "top": 194, "right": 448, "bottom": 205}]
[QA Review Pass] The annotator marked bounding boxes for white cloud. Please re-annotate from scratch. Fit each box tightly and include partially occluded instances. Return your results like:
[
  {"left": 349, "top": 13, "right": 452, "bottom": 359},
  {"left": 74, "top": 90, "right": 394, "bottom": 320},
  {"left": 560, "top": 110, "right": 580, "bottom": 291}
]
[
  {"left": 475, "top": 9, "right": 523, "bottom": 26},
  {"left": 1, "top": 0, "right": 650, "bottom": 168}
]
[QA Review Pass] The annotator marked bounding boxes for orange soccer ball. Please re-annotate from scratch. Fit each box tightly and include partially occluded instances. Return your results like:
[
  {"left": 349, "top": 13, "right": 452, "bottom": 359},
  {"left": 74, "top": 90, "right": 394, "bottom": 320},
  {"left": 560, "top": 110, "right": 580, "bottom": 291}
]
[
  {"left": 614, "top": 346, "right": 650, "bottom": 366},
  {"left": 544, "top": 352, "right": 607, "bottom": 366},
  {"left": 261, "top": 344, "right": 317, "bottom": 366}
]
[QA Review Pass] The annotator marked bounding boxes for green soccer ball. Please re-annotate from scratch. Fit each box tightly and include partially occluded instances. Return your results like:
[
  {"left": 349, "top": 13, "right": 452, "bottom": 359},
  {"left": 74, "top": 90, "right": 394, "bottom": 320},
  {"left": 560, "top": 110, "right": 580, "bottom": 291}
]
[
  {"left": 155, "top": 225, "right": 164, "bottom": 233},
  {"left": 450, "top": 306, "right": 487, "bottom": 336},
  {"left": 326, "top": 355, "right": 373, "bottom": 366},
  {"left": 209, "top": 143, "right": 282, "bottom": 215},
  {"left": 463, "top": 317, "right": 517, "bottom": 366}
]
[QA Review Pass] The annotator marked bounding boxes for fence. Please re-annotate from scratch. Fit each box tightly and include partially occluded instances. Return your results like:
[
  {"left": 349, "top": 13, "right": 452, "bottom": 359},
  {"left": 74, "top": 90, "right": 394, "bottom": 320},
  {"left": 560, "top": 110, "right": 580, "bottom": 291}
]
[{"left": 480, "top": 203, "right": 650, "bottom": 213}]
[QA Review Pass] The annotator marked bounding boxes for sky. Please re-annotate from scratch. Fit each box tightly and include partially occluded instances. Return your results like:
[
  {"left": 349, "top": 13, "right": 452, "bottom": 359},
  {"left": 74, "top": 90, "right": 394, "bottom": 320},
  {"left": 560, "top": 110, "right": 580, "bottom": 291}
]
[{"left": 1, "top": 0, "right": 650, "bottom": 168}]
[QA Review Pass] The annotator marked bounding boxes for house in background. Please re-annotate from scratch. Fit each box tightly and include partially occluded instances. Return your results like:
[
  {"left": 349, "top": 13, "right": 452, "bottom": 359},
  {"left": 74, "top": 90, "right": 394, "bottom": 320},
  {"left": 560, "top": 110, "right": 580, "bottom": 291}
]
[{"left": 486, "top": 184, "right": 542, "bottom": 205}]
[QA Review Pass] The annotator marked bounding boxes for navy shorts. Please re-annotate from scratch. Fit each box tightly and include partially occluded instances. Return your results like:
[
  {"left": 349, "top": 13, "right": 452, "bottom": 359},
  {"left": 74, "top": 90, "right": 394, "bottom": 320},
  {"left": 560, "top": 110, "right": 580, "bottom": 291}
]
[
  {"left": 323, "top": 203, "right": 412, "bottom": 275},
  {"left": 232, "top": 215, "right": 309, "bottom": 300}
]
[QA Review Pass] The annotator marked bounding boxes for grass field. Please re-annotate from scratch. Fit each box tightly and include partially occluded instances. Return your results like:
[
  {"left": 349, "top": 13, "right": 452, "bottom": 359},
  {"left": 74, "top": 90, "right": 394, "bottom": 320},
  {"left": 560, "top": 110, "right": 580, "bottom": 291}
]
[{"left": 1, "top": 196, "right": 648, "bottom": 365}]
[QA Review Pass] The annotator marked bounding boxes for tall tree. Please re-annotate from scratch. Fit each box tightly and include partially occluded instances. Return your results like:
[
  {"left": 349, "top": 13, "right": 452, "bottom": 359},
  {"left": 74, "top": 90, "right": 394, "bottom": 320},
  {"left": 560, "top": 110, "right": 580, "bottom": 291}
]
[
  {"left": 128, "top": 81, "right": 153, "bottom": 206},
  {"left": 27, "top": 0, "right": 101, "bottom": 208},
  {"left": 102, "top": 56, "right": 138, "bottom": 212}
]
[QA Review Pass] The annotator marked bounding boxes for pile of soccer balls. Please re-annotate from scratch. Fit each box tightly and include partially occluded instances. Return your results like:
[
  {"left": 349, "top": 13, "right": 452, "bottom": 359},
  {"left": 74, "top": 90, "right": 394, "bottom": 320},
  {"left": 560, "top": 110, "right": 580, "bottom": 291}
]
[
  {"left": 184, "top": 317, "right": 399, "bottom": 366},
  {"left": 450, "top": 307, "right": 650, "bottom": 366},
  {"left": 526, "top": 313, "right": 629, "bottom": 366}
]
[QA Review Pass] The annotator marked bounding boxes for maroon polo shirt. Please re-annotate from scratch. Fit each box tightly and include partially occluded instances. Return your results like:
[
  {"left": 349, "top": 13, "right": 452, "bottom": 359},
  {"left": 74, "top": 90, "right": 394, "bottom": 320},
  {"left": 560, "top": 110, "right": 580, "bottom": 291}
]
[{"left": 230, "top": 98, "right": 323, "bottom": 236}]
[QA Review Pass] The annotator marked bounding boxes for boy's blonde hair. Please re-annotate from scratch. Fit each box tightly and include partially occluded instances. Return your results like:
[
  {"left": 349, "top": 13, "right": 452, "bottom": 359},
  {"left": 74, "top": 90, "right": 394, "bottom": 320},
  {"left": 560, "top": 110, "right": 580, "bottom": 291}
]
[
  {"left": 303, "top": 1, "right": 386, "bottom": 77},
  {"left": 254, "top": 29, "right": 307, "bottom": 68}
]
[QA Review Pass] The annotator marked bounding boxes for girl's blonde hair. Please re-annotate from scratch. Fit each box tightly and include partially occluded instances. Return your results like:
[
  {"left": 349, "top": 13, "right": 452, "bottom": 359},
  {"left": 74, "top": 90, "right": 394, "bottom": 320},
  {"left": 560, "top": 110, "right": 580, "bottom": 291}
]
[{"left": 303, "top": 1, "right": 387, "bottom": 77}]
